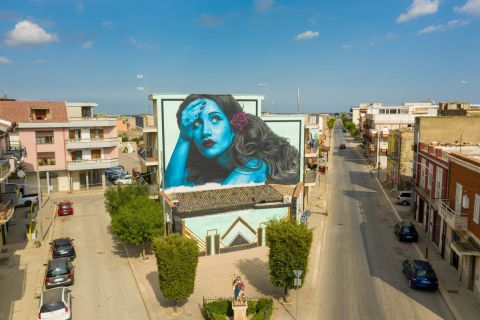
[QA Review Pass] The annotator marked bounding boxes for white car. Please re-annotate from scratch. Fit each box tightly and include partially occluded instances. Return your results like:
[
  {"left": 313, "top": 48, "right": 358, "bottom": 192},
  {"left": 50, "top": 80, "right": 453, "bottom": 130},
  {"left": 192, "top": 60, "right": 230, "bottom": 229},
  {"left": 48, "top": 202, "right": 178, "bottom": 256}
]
[
  {"left": 38, "top": 287, "right": 72, "bottom": 320},
  {"left": 114, "top": 175, "right": 133, "bottom": 185}
]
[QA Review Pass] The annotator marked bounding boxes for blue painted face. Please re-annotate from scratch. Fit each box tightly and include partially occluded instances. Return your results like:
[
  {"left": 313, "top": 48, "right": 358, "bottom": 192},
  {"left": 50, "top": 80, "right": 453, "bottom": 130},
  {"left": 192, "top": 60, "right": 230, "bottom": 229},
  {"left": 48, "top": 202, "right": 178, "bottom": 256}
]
[{"left": 192, "top": 99, "right": 235, "bottom": 159}]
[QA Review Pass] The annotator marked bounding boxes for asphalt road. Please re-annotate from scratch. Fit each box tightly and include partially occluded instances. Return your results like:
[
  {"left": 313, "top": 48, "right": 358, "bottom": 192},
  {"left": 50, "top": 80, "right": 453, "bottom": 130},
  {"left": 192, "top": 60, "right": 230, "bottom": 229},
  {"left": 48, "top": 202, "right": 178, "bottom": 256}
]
[
  {"left": 312, "top": 120, "right": 453, "bottom": 320},
  {"left": 50, "top": 191, "right": 149, "bottom": 320}
]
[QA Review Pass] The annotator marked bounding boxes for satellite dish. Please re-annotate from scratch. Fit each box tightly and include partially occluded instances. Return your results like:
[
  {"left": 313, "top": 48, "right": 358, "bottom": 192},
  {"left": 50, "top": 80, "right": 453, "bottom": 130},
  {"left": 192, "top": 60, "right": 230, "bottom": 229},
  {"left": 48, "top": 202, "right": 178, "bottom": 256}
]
[{"left": 16, "top": 170, "right": 26, "bottom": 178}]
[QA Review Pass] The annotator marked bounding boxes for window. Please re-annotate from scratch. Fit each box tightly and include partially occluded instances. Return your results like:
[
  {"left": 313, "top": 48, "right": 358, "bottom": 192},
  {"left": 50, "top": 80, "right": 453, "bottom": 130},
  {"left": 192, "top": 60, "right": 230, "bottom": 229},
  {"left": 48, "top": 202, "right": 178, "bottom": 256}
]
[
  {"left": 35, "top": 131, "right": 54, "bottom": 144},
  {"left": 81, "top": 106, "right": 92, "bottom": 117},
  {"left": 31, "top": 108, "right": 50, "bottom": 120},
  {"left": 427, "top": 163, "right": 433, "bottom": 191},
  {"left": 420, "top": 159, "right": 426, "bottom": 188},
  {"left": 71, "top": 150, "right": 82, "bottom": 161},
  {"left": 69, "top": 129, "right": 81, "bottom": 140},
  {"left": 435, "top": 168, "right": 443, "bottom": 199},
  {"left": 474, "top": 194, "right": 480, "bottom": 224},
  {"left": 37, "top": 152, "right": 55, "bottom": 166},
  {"left": 455, "top": 183, "right": 463, "bottom": 213},
  {"left": 90, "top": 129, "right": 104, "bottom": 139},
  {"left": 91, "top": 149, "right": 101, "bottom": 159}
]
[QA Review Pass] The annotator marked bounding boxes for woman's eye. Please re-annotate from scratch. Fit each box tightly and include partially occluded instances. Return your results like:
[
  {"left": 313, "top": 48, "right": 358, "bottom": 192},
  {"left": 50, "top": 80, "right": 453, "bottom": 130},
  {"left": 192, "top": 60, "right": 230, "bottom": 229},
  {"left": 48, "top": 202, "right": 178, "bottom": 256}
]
[
  {"left": 193, "top": 119, "right": 202, "bottom": 128},
  {"left": 211, "top": 116, "right": 221, "bottom": 123}
]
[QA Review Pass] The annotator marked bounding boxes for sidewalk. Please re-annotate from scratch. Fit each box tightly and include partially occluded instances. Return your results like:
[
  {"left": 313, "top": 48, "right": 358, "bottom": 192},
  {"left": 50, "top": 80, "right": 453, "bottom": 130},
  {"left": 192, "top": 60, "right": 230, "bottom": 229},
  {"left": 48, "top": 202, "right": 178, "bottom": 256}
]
[
  {"left": 0, "top": 205, "right": 50, "bottom": 320},
  {"left": 378, "top": 179, "right": 480, "bottom": 320},
  {"left": 127, "top": 173, "right": 328, "bottom": 320}
]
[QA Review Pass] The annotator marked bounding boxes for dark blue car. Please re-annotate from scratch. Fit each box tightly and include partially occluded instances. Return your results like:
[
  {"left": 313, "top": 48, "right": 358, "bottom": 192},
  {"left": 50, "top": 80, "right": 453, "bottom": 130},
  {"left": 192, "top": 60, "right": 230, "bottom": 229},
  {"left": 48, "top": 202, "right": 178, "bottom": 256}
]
[{"left": 402, "top": 259, "right": 438, "bottom": 290}]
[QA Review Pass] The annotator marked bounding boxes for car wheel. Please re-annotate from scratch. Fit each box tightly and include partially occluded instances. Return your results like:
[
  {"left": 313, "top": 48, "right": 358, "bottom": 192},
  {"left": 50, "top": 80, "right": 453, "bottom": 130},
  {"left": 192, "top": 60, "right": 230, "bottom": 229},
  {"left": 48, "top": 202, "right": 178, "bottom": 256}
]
[
  {"left": 408, "top": 279, "right": 415, "bottom": 288},
  {"left": 401, "top": 200, "right": 408, "bottom": 206}
]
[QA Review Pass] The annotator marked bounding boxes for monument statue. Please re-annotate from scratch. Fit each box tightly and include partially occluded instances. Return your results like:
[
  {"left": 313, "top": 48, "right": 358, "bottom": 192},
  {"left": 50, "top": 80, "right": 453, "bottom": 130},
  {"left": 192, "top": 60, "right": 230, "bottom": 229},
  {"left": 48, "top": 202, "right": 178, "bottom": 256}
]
[{"left": 232, "top": 276, "right": 246, "bottom": 305}]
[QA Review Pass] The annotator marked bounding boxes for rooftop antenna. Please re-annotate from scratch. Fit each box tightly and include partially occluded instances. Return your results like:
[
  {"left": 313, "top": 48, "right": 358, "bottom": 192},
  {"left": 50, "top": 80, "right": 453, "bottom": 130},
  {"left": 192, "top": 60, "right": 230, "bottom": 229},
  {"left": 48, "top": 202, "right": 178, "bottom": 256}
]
[{"left": 297, "top": 88, "right": 300, "bottom": 113}]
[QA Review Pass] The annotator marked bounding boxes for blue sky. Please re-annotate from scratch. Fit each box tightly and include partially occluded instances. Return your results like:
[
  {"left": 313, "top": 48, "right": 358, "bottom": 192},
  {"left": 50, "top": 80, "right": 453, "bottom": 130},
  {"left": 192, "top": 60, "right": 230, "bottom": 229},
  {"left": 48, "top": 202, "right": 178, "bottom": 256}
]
[{"left": 0, "top": 0, "right": 479, "bottom": 115}]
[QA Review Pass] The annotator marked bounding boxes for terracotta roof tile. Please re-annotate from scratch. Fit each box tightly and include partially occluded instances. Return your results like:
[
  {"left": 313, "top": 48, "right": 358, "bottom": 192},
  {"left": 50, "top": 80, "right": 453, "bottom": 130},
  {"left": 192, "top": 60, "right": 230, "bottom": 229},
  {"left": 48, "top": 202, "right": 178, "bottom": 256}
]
[
  {"left": 0, "top": 101, "right": 68, "bottom": 123},
  {"left": 170, "top": 185, "right": 286, "bottom": 214}
]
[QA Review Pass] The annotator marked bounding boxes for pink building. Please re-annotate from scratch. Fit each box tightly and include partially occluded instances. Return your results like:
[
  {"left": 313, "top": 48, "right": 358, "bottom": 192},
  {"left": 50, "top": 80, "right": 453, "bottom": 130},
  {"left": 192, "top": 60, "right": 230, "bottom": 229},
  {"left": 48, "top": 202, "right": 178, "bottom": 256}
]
[{"left": 0, "top": 100, "right": 118, "bottom": 192}]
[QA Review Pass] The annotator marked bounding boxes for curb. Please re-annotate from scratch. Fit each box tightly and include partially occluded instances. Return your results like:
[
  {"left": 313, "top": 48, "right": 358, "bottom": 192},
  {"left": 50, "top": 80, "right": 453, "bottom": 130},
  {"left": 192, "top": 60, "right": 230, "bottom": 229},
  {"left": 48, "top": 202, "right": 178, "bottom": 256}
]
[
  {"left": 122, "top": 244, "right": 154, "bottom": 320},
  {"left": 375, "top": 177, "right": 462, "bottom": 320}
]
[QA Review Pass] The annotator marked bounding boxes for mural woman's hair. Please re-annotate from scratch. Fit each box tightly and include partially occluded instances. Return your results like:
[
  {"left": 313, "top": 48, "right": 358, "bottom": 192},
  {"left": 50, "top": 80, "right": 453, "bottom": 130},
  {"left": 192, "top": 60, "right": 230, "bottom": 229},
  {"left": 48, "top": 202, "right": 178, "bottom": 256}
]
[{"left": 177, "top": 94, "right": 299, "bottom": 185}]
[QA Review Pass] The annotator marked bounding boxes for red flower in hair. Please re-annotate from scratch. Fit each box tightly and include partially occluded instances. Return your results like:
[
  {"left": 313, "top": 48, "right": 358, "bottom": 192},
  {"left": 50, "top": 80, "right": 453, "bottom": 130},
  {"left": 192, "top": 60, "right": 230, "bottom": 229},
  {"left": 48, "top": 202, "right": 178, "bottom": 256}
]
[{"left": 230, "top": 112, "right": 249, "bottom": 132}]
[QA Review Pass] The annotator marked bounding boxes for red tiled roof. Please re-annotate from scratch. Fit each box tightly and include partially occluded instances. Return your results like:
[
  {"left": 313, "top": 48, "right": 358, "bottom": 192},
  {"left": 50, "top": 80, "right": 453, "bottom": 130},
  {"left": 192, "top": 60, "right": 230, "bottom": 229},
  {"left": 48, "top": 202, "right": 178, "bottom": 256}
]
[{"left": 0, "top": 101, "right": 68, "bottom": 123}]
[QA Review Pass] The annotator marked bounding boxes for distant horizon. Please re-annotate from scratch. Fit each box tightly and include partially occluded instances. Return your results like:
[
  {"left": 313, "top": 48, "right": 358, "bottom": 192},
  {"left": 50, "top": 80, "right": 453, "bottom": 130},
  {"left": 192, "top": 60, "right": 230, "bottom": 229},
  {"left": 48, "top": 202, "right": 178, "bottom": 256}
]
[{"left": 1, "top": 1, "right": 478, "bottom": 115}]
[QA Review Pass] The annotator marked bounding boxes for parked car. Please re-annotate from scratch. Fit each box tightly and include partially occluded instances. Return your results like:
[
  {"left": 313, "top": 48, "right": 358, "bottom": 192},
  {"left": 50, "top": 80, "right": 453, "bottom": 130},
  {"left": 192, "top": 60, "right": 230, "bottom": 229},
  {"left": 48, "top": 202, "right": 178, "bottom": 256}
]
[
  {"left": 57, "top": 201, "right": 74, "bottom": 216},
  {"left": 339, "top": 144, "right": 346, "bottom": 149},
  {"left": 44, "top": 257, "right": 74, "bottom": 289},
  {"left": 15, "top": 192, "right": 39, "bottom": 207},
  {"left": 394, "top": 221, "right": 418, "bottom": 242},
  {"left": 402, "top": 259, "right": 438, "bottom": 290},
  {"left": 342, "top": 128, "right": 346, "bottom": 133},
  {"left": 104, "top": 165, "right": 125, "bottom": 175},
  {"left": 50, "top": 238, "right": 76, "bottom": 260},
  {"left": 396, "top": 190, "right": 412, "bottom": 206},
  {"left": 114, "top": 174, "right": 133, "bottom": 185},
  {"left": 107, "top": 170, "right": 129, "bottom": 182},
  {"left": 38, "top": 287, "right": 72, "bottom": 320}
]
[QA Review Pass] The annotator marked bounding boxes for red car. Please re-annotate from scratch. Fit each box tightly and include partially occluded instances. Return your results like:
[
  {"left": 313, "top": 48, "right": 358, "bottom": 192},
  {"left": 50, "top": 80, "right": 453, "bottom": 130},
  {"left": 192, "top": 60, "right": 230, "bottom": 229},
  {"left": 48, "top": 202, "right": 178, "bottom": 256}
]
[{"left": 57, "top": 201, "right": 74, "bottom": 216}]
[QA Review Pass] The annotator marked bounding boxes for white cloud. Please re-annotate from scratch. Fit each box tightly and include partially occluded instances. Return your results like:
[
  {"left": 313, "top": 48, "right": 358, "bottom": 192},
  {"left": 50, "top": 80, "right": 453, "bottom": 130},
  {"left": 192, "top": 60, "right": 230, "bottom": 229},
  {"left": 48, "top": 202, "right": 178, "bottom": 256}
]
[
  {"left": 396, "top": 0, "right": 440, "bottom": 23},
  {"left": 418, "top": 19, "right": 469, "bottom": 34},
  {"left": 4, "top": 20, "right": 58, "bottom": 47},
  {"left": 125, "top": 36, "right": 155, "bottom": 49},
  {"left": 101, "top": 20, "right": 115, "bottom": 29},
  {"left": 294, "top": 30, "right": 319, "bottom": 41},
  {"left": 385, "top": 31, "right": 397, "bottom": 41},
  {"left": 82, "top": 40, "right": 93, "bottom": 48},
  {"left": 418, "top": 25, "right": 444, "bottom": 34},
  {"left": 0, "top": 56, "right": 11, "bottom": 64},
  {"left": 341, "top": 44, "right": 352, "bottom": 49},
  {"left": 34, "top": 59, "right": 45, "bottom": 64},
  {"left": 455, "top": 0, "right": 480, "bottom": 15},
  {"left": 254, "top": 0, "right": 273, "bottom": 12}
]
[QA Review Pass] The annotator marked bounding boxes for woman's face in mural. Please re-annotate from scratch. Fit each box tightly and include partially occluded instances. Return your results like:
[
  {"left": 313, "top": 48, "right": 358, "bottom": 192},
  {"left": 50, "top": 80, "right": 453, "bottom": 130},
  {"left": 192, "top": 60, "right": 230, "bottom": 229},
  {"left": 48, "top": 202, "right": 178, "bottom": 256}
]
[{"left": 191, "top": 99, "right": 235, "bottom": 159}]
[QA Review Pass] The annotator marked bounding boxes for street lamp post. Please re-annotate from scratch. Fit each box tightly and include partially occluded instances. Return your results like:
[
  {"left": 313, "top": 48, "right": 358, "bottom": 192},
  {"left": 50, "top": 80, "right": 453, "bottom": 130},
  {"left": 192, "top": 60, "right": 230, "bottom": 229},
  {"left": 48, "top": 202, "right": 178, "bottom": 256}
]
[{"left": 257, "top": 83, "right": 269, "bottom": 112}]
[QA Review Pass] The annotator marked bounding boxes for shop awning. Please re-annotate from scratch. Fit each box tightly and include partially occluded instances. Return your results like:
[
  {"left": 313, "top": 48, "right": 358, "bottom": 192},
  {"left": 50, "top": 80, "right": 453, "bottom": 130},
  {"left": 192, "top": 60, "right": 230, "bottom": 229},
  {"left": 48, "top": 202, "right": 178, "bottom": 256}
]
[{"left": 450, "top": 238, "right": 480, "bottom": 257}]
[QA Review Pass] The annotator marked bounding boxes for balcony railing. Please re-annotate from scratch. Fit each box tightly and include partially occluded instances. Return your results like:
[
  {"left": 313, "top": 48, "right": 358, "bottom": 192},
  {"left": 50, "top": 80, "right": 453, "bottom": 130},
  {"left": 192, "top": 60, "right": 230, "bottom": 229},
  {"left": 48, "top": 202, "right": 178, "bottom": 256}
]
[
  {"left": 305, "top": 146, "right": 319, "bottom": 156},
  {"left": 138, "top": 148, "right": 158, "bottom": 164},
  {"left": 0, "top": 158, "right": 11, "bottom": 181},
  {"left": 67, "top": 158, "right": 119, "bottom": 170},
  {"left": 437, "top": 199, "right": 468, "bottom": 231},
  {"left": 0, "top": 200, "right": 14, "bottom": 224},
  {"left": 66, "top": 137, "right": 118, "bottom": 149}
]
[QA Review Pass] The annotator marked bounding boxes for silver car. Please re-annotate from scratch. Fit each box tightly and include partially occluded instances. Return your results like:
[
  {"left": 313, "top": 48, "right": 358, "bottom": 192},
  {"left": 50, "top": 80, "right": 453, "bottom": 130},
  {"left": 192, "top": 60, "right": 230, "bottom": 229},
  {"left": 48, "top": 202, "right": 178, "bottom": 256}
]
[
  {"left": 38, "top": 287, "right": 72, "bottom": 320},
  {"left": 44, "top": 258, "right": 74, "bottom": 289}
]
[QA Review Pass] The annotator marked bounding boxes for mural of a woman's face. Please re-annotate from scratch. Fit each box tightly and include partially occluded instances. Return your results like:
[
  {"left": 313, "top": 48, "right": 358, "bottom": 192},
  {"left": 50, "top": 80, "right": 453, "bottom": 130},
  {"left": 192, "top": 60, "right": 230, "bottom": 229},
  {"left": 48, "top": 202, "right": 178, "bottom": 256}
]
[{"left": 192, "top": 98, "right": 235, "bottom": 159}]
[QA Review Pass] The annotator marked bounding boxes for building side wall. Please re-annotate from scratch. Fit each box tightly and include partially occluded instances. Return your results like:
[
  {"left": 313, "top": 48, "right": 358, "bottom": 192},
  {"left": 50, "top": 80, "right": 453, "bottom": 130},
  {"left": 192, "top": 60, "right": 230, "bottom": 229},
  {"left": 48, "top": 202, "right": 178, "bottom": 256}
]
[
  {"left": 448, "top": 161, "right": 480, "bottom": 239},
  {"left": 19, "top": 128, "right": 67, "bottom": 171},
  {"left": 419, "top": 117, "right": 480, "bottom": 144}
]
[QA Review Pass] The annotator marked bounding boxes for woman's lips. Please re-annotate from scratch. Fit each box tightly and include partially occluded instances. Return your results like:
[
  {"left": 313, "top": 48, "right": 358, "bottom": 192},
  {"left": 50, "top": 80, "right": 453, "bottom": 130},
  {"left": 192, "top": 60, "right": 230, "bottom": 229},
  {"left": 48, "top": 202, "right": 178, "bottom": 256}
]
[{"left": 202, "top": 139, "right": 215, "bottom": 147}]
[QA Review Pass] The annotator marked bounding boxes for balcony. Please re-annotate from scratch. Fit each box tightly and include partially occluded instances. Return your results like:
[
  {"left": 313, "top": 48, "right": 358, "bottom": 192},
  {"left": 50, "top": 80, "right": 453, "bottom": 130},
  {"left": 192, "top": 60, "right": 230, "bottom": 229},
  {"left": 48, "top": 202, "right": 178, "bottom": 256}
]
[
  {"left": 67, "top": 158, "right": 119, "bottom": 171},
  {"left": 437, "top": 199, "right": 468, "bottom": 231},
  {"left": 67, "top": 117, "right": 116, "bottom": 127},
  {"left": 142, "top": 126, "right": 158, "bottom": 133},
  {"left": 381, "top": 131, "right": 389, "bottom": 139},
  {"left": 369, "top": 129, "right": 378, "bottom": 139},
  {"left": 138, "top": 148, "right": 158, "bottom": 166},
  {"left": 304, "top": 171, "right": 318, "bottom": 187},
  {"left": 66, "top": 138, "right": 118, "bottom": 149},
  {"left": 305, "top": 146, "right": 319, "bottom": 158},
  {"left": 0, "top": 158, "right": 13, "bottom": 182},
  {"left": 0, "top": 200, "right": 14, "bottom": 225}
]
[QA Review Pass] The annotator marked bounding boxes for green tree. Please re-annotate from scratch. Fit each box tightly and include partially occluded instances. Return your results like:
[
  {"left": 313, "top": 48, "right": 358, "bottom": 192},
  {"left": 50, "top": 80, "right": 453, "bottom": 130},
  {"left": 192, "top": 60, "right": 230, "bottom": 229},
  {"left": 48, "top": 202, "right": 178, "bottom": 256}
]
[
  {"left": 327, "top": 118, "right": 336, "bottom": 130},
  {"left": 105, "top": 184, "right": 149, "bottom": 216},
  {"left": 153, "top": 234, "right": 199, "bottom": 312},
  {"left": 266, "top": 219, "right": 313, "bottom": 300},
  {"left": 110, "top": 196, "right": 164, "bottom": 257}
]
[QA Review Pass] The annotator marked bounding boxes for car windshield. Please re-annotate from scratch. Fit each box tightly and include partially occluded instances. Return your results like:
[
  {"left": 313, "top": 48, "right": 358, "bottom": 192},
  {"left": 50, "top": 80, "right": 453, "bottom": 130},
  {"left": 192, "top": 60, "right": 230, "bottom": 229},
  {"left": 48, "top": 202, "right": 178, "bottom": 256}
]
[
  {"left": 60, "top": 204, "right": 71, "bottom": 209},
  {"left": 40, "top": 301, "right": 65, "bottom": 312},
  {"left": 55, "top": 244, "right": 71, "bottom": 251},
  {"left": 402, "top": 227, "right": 414, "bottom": 233},
  {"left": 47, "top": 267, "right": 69, "bottom": 277},
  {"left": 416, "top": 269, "right": 435, "bottom": 278}
]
